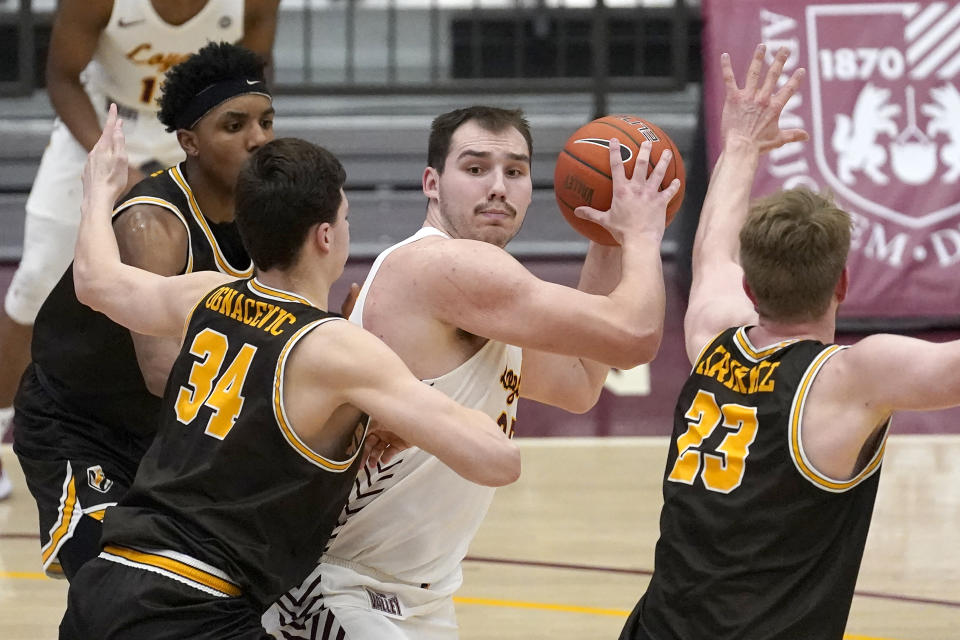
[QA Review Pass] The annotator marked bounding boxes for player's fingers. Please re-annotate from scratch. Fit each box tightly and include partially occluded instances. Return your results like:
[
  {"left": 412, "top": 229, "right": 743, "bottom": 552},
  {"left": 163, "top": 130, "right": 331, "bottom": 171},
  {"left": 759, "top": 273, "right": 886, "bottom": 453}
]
[
  {"left": 573, "top": 205, "right": 604, "bottom": 224},
  {"left": 659, "top": 178, "right": 682, "bottom": 203},
  {"left": 361, "top": 432, "right": 380, "bottom": 458},
  {"left": 771, "top": 67, "right": 805, "bottom": 113},
  {"left": 380, "top": 445, "right": 399, "bottom": 465},
  {"left": 608, "top": 138, "right": 625, "bottom": 181},
  {"left": 759, "top": 47, "right": 790, "bottom": 98},
  {"left": 743, "top": 43, "right": 766, "bottom": 93},
  {"left": 630, "top": 141, "right": 652, "bottom": 184},
  {"left": 103, "top": 103, "right": 118, "bottom": 134},
  {"left": 720, "top": 52, "right": 739, "bottom": 96},
  {"left": 779, "top": 129, "right": 810, "bottom": 146},
  {"left": 385, "top": 434, "right": 410, "bottom": 452},
  {"left": 367, "top": 441, "right": 388, "bottom": 468},
  {"left": 648, "top": 149, "right": 673, "bottom": 187}
]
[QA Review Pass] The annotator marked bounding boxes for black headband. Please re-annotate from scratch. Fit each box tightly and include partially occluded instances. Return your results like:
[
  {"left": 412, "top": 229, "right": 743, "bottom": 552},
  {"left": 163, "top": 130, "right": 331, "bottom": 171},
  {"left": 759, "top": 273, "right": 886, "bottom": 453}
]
[{"left": 174, "top": 78, "right": 271, "bottom": 130}]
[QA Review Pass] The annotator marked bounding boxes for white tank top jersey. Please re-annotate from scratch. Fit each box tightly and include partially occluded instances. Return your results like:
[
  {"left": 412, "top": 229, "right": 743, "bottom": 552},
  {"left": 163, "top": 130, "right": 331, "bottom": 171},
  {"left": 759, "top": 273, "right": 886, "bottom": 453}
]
[
  {"left": 328, "top": 226, "right": 523, "bottom": 588},
  {"left": 84, "top": 0, "right": 244, "bottom": 114}
]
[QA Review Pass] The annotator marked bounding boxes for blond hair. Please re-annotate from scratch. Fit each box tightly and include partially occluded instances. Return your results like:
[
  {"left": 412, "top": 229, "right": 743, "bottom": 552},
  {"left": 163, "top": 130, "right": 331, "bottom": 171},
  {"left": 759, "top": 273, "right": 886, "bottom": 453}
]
[{"left": 739, "top": 188, "right": 851, "bottom": 322}]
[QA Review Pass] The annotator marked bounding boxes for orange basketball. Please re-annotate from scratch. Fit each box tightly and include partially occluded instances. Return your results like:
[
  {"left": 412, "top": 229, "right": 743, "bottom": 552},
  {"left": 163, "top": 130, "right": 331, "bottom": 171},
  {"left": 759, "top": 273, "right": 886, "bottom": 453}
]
[{"left": 554, "top": 115, "right": 686, "bottom": 245}]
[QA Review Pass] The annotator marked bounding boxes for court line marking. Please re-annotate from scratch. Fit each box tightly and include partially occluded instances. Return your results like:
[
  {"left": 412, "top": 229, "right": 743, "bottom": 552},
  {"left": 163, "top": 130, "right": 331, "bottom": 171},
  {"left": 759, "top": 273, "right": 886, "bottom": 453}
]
[
  {"left": 461, "top": 556, "right": 960, "bottom": 609},
  {"left": 3, "top": 551, "right": 958, "bottom": 609},
  {"left": 513, "top": 434, "right": 960, "bottom": 448},
  {"left": 0, "top": 570, "right": 924, "bottom": 639},
  {"left": 0, "top": 571, "right": 50, "bottom": 580},
  {"left": 451, "top": 596, "right": 900, "bottom": 640}
]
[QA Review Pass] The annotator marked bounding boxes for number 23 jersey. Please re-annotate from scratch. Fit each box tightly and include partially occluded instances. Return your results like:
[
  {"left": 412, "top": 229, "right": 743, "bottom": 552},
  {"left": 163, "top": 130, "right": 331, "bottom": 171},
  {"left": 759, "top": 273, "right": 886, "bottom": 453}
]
[{"left": 639, "top": 326, "right": 890, "bottom": 640}]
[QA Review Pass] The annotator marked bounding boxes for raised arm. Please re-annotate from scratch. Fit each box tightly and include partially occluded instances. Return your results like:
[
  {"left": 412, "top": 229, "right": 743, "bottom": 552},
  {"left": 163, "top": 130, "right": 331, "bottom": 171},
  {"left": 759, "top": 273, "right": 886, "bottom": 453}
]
[
  {"left": 293, "top": 321, "right": 521, "bottom": 487},
  {"left": 683, "top": 45, "right": 808, "bottom": 363},
  {"left": 419, "top": 140, "right": 677, "bottom": 372},
  {"left": 74, "top": 106, "right": 229, "bottom": 339}
]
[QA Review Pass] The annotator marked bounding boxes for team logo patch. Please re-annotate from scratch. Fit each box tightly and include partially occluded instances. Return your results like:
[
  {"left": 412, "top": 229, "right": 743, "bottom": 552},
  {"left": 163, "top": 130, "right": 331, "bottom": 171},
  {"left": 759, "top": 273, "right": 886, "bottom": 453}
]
[
  {"left": 807, "top": 2, "right": 960, "bottom": 229},
  {"left": 86, "top": 465, "right": 114, "bottom": 494},
  {"left": 573, "top": 138, "right": 634, "bottom": 163},
  {"left": 365, "top": 587, "right": 403, "bottom": 617}
]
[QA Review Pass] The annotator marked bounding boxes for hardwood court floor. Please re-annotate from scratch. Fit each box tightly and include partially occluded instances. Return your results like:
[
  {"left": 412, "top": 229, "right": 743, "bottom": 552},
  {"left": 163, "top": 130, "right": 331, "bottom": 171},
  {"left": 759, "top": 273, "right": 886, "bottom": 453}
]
[{"left": 1, "top": 436, "right": 957, "bottom": 639}]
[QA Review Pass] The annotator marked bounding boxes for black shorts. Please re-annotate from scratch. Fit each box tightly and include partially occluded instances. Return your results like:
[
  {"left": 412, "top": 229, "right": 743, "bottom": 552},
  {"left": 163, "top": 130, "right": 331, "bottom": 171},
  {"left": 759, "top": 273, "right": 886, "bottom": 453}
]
[
  {"left": 12, "top": 363, "right": 150, "bottom": 577},
  {"left": 61, "top": 556, "right": 272, "bottom": 640}
]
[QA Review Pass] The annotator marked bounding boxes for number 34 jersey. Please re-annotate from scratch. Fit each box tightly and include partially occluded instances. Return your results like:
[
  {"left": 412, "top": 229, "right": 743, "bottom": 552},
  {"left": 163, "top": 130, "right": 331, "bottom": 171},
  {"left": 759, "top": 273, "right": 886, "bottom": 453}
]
[
  {"left": 101, "top": 278, "right": 367, "bottom": 612},
  {"left": 638, "top": 326, "right": 890, "bottom": 640}
]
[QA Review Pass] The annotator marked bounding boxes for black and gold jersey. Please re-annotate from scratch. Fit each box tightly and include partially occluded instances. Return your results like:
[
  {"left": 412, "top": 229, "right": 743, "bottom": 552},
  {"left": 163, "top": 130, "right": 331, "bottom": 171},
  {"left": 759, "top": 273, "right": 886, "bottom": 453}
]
[
  {"left": 101, "top": 279, "right": 367, "bottom": 611},
  {"left": 30, "top": 163, "right": 252, "bottom": 443},
  {"left": 629, "top": 327, "right": 889, "bottom": 640}
]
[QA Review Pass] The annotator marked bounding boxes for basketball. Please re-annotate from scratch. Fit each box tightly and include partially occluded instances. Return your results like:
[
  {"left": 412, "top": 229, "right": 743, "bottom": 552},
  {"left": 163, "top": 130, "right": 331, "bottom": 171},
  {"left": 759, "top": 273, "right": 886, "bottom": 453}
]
[{"left": 554, "top": 115, "right": 686, "bottom": 245}]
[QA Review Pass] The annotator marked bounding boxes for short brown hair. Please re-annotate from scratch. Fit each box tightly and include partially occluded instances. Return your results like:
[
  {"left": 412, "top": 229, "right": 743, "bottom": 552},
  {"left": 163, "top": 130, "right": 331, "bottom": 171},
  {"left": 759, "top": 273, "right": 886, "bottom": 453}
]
[
  {"left": 427, "top": 106, "right": 532, "bottom": 172},
  {"left": 739, "top": 188, "right": 851, "bottom": 322}
]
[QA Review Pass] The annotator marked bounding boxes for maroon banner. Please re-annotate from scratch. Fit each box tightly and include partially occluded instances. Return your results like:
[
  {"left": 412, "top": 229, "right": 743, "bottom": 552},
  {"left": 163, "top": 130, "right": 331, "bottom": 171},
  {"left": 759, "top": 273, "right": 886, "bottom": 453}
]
[{"left": 703, "top": 0, "right": 960, "bottom": 319}]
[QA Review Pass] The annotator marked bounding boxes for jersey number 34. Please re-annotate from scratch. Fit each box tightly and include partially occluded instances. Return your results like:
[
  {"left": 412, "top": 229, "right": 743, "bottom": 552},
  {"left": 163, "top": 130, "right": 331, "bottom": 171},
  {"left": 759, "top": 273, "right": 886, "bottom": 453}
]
[{"left": 175, "top": 328, "right": 258, "bottom": 440}]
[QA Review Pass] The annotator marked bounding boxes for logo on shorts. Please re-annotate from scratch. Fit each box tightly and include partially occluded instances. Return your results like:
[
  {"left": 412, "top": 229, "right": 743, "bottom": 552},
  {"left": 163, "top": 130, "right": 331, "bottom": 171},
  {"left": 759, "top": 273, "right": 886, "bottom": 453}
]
[
  {"left": 86, "top": 466, "right": 114, "bottom": 493},
  {"left": 365, "top": 587, "right": 403, "bottom": 617}
]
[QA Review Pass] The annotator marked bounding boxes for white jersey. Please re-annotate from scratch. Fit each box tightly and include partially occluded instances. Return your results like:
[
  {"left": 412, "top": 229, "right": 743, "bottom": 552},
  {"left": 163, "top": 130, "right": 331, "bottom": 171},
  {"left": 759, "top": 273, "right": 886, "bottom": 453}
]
[
  {"left": 328, "top": 227, "right": 522, "bottom": 587},
  {"left": 85, "top": 0, "right": 243, "bottom": 114}
]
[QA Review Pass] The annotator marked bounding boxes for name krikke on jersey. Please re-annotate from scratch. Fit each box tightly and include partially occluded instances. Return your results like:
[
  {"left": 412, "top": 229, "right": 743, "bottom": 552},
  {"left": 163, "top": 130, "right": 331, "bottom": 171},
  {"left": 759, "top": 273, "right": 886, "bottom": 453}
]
[{"left": 695, "top": 343, "right": 780, "bottom": 394}]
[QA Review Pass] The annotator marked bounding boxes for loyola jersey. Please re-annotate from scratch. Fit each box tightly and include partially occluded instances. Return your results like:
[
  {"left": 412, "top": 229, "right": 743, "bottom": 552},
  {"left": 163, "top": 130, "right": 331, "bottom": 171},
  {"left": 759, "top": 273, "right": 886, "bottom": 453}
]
[
  {"left": 101, "top": 279, "right": 367, "bottom": 611},
  {"left": 80, "top": 0, "right": 243, "bottom": 163},
  {"left": 85, "top": 0, "right": 243, "bottom": 114},
  {"left": 31, "top": 163, "right": 252, "bottom": 444},
  {"left": 321, "top": 227, "right": 521, "bottom": 587},
  {"left": 629, "top": 327, "right": 889, "bottom": 640}
]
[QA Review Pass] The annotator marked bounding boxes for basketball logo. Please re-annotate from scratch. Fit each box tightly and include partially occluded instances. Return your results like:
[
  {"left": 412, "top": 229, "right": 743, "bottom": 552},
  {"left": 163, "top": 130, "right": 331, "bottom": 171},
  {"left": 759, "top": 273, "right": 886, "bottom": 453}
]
[{"left": 554, "top": 115, "right": 686, "bottom": 245}]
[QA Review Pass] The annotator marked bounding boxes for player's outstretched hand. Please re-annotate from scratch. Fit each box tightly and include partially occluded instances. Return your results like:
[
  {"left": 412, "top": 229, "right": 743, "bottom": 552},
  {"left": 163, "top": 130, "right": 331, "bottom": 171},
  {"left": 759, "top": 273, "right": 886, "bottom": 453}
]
[
  {"left": 573, "top": 138, "right": 681, "bottom": 246},
  {"left": 720, "top": 44, "right": 808, "bottom": 153},
  {"left": 82, "top": 103, "right": 129, "bottom": 212},
  {"left": 362, "top": 421, "right": 411, "bottom": 468}
]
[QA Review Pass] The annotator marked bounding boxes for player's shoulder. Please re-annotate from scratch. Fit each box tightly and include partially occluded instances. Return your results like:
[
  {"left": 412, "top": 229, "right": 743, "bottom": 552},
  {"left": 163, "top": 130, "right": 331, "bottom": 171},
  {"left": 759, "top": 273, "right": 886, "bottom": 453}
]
[
  {"left": 405, "top": 234, "right": 511, "bottom": 268},
  {"left": 832, "top": 332, "right": 910, "bottom": 365},
  {"left": 53, "top": 0, "right": 114, "bottom": 33},
  {"left": 812, "top": 333, "right": 907, "bottom": 389},
  {"left": 113, "top": 201, "right": 188, "bottom": 236},
  {"left": 288, "top": 318, "right": 390, "bottom": 381}
]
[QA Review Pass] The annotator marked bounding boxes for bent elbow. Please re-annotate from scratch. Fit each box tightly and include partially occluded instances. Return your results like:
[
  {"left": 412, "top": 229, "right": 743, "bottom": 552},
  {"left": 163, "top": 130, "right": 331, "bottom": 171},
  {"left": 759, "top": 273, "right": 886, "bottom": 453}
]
[
  {"left": 559, "top": 385, "right": 603, "bottom": 414},
  {"left": 612, "top": 326, "right": 662, "bottom": 369},
  {"left": 72, "top": 263, "right": 99, "bottom": 311},
  {"left": 481, "top": 443, "right": 521, "bottom": 487}
]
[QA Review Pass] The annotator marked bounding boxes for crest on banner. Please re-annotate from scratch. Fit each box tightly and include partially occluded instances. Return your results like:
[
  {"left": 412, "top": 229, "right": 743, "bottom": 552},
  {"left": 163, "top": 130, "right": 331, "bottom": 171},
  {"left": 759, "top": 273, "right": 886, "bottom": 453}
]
[{"left": 806, "top": 2, "right": 960, "bottom": 229}]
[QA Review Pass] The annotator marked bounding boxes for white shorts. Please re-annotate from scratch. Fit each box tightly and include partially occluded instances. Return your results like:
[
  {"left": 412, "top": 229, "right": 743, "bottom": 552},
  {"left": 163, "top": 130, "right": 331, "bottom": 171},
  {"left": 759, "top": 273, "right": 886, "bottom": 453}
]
[
  {"left": 264, "top": 556, "right": 461, "bottom": 640},
  {"left": 5, "top": 93, "right": 183, "bottom": 325}
]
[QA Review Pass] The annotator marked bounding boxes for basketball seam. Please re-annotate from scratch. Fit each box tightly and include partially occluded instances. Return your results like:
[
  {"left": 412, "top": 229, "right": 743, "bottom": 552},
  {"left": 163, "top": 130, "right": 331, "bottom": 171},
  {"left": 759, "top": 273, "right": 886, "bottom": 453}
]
[
  {"left": 556, "top": 194, "right": 581, "bottom": 213},
  {"left": 596, "top": 119, "right": 656, "bottom": 151},
  {"left": 559, "top": 148, "right": 612, "bottom": 181}
]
